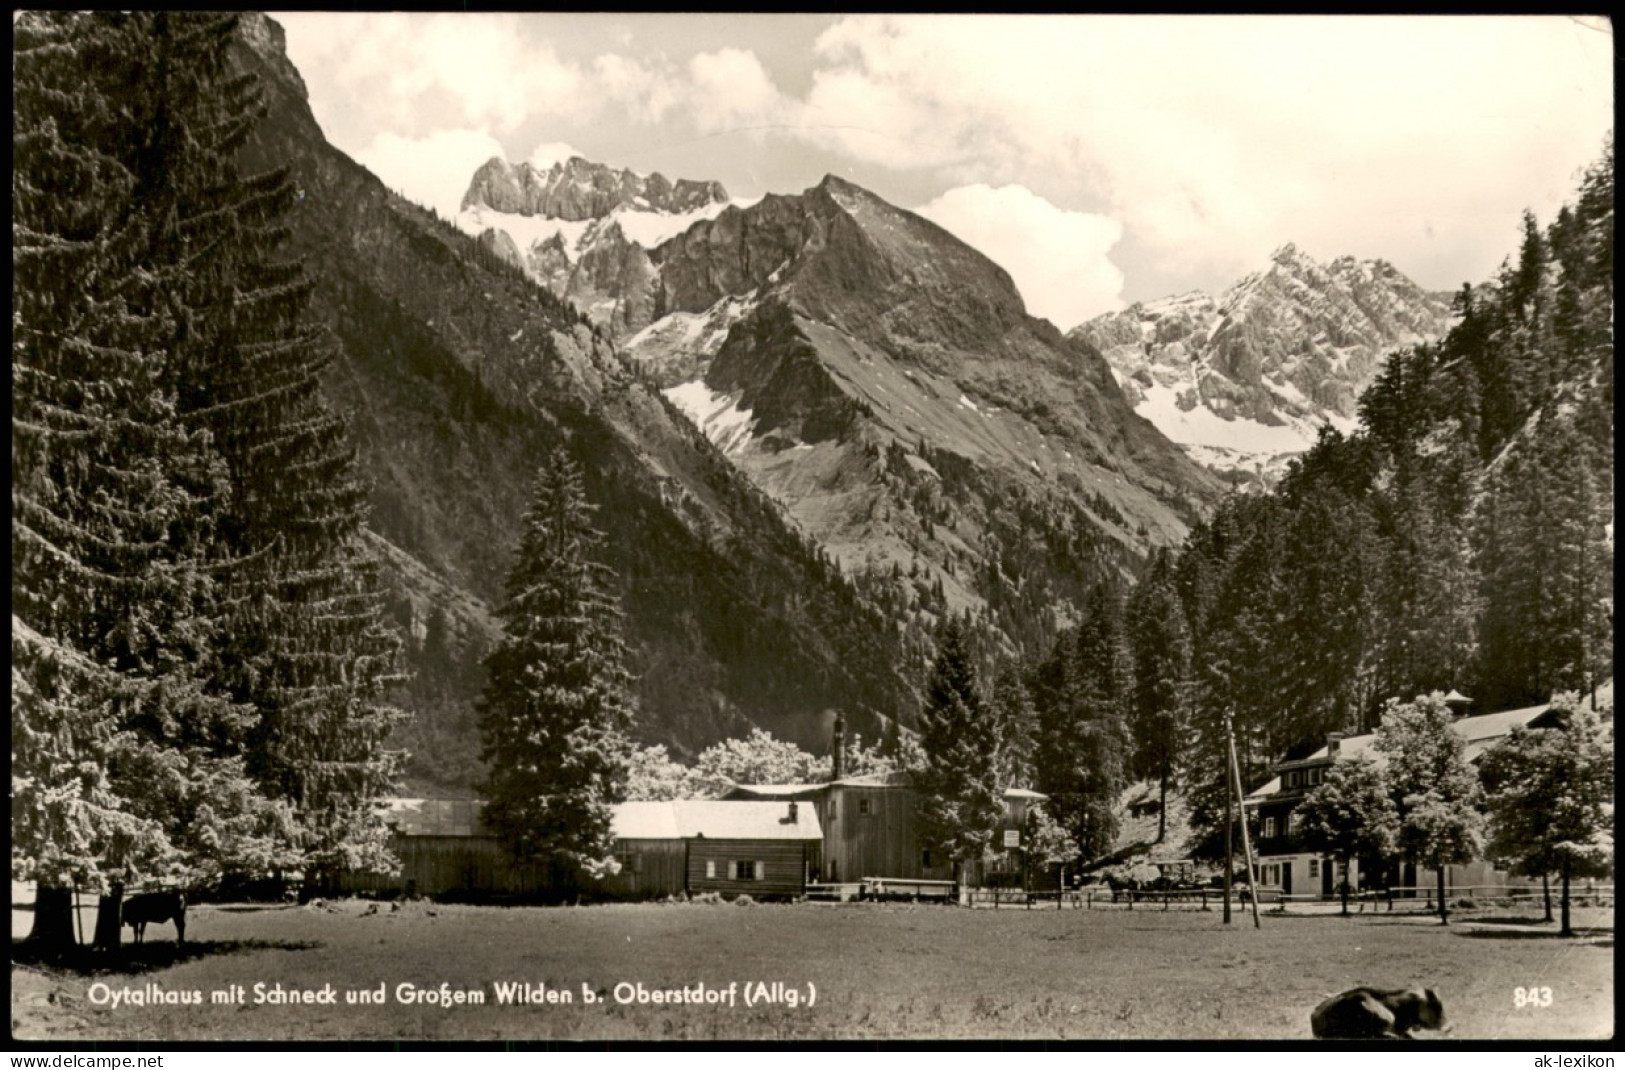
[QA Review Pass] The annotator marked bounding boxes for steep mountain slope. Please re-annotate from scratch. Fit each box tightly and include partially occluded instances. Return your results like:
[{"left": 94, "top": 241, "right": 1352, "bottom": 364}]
[
  {"left": 1073, "top": 245, "right": 1453, "bottom": 481},
  {"left": 464, "top": 164, "right": 1224, "bottom": 651},
  {"left": 229, "top": 15, "right": 923, "bottom": 789}
]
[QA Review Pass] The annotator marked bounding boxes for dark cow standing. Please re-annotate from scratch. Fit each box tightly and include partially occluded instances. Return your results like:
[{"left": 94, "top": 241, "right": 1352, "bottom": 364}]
[
  {"left": 1311, "top": 986, "right": 1446, "bottom": 1039},
  {"left": 122, "top": 890, "right": 187, "bottom": 945}
]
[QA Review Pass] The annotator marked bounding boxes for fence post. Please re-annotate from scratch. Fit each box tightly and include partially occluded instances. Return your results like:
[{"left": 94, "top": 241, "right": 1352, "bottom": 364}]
[{"left": 1201, "top": 888, "right": 1208, "bottom": 911}]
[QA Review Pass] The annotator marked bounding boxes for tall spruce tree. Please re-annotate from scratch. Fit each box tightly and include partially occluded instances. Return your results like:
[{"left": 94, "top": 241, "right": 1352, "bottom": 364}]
[
  {"left": 988, "top": 663, "right": 1038, "bottom": 790},
  {"left": 135, "top": 12, "right": 405, "bottom": 885},
  {"left": 914, "top": 618, "right": 1004, "bottom": 883},
  {"left": 12, "top": 11, "right": 297, "bottom": 948},
  {"left": 477, "top": 451, "right": 636, "bottom": 885},
  {"left": 1126, "top": 552, "right": 1192, "bottom": 843},
  {"left": 1032, "top": 586, "right": 1132, "bottom": 864}
]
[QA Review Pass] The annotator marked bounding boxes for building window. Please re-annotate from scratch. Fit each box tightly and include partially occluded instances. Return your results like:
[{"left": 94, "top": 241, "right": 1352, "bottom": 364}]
[
  {"left": 706, "top": 860, "right": 716, "bottom": 879},
  {"left": 728, "top": 860, "right": 763, "bottom": 881},
  {"left": 1309, "top": 859, "right": 1319, "bottom": 879},
  {"left": 1263, "top": 816, "right": 1277, "bottom": 839},
  {"left": 858, "top": 798, "right": 871, "bottom": 816},
  {"left": 828, "top": 799, "right": 836, "bottom": 824},
  {"left": 1283, "top": 813, "right": 1293, "bottom": 836}
]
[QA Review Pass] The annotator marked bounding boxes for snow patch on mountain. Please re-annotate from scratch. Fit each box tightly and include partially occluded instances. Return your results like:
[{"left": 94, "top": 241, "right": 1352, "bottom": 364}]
[
  {"left": 457, "top": 203, "right": 593, "bottom": 256},
  {"left": 456, "top": 199, "right": 741, "bottom": 261},
  {"left": 664, "top": 379, "right": 757, "bottom": 455}
]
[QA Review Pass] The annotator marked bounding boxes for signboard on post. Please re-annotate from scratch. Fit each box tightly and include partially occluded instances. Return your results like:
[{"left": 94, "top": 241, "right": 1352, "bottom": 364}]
[{"left": 1003, "top": 829, "right": 1020, "bottom": 849}]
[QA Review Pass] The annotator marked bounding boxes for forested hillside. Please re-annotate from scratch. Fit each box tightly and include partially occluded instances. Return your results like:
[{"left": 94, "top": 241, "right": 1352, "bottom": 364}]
[{"left": 1162, "top": 144, "right": 1614, "bottom": 852}]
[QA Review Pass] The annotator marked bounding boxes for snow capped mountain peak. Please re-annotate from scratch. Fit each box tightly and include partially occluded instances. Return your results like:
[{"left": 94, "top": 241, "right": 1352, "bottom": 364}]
[
  {"left": 1073, "top": 245, "right": 1453, "bottom": 484},
  {"left": 454, "top": 156, "right": 742, "bottom": 336}
]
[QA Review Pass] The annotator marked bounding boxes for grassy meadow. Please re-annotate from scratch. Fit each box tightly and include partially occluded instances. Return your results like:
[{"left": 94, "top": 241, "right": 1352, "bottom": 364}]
[{"left": 11, "top": 895, "right": 1613, "bottom": 1042}]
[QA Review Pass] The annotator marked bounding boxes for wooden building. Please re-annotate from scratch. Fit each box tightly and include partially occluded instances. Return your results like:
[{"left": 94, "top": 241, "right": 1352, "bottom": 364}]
[
  {"left": 616, "top": 799, "right": 822, "bottom": 899},
  {"left": 724, "top": 772, "right": 1045, "bottom": 886},
  {"left": 338, "top": 797, "right": 822, "bottom": 901},
  {"left": 337, "top": 798, "right": 554, "bottom": 900}
]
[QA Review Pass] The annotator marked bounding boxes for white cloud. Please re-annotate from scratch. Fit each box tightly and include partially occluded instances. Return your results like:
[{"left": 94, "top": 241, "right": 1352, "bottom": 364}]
[
  {"left": 592, "top": 53, "right": 680, "bottom": 125},
  {"left": 277, "top": 12, "right": 583, "bottom": 136},
  {"left": 354, "top": 128, "right": 506, "bottom": 221},
  {"left": 278, "top": 13, "right": 1613, "bottom": 300},
  {"left": 796, "top": 15, "right": 1615, "bottom": 290},
  {"left": 687, "top": 48, "right": 787, "bottom": 134},
  {"left": 916, "top": 185, "right": 1125, "bottom": 330},
  {"left": 528, "top": 141, "right": 581, "bottom": 170}
]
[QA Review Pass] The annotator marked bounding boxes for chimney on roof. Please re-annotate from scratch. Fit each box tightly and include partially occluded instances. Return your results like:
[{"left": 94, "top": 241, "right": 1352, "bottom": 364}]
[
  {"left": 831, "top": 710, "right": 845, "bottom": 781},
  {"left": 1327, "top": 733, "right": 1343, "bottom": 757},
  {"left": 788, "top": 801, "right": 798, "bottom": 824}
]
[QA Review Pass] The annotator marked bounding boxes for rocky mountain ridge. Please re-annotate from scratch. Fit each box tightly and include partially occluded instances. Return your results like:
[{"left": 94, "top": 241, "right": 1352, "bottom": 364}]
[
  {"left": 462, "top": 160, "right": 1225, "bottom": 650},
  {"left": 462, "top": 155, "right": 728, "bottom": 220},
  {"left": 1073, "top": 244, "right": 1454, "bottom": 481}
]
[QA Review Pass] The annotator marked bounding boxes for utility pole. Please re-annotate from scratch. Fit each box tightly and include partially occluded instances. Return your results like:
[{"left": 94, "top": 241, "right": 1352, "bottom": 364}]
[
  {"left": 1223, "top": 753, "right": 1233, "bottom": 925},
  {"left": 1226, "top": 711, "right": 1262, "bottom": 929}
]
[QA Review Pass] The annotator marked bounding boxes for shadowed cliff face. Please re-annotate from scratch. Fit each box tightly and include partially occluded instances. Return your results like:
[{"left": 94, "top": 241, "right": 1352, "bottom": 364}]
[{"left": 228, "top": 14, "right": 928, "bottom": 790}]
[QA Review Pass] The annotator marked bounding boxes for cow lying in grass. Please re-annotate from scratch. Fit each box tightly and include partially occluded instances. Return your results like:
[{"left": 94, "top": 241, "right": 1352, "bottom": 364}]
[
  {"left": 1311, "top": 986, "right": 1447, "bottom": 1039},
  {"left": 123, "top": 890, "right": 187, "bottom": 945}
]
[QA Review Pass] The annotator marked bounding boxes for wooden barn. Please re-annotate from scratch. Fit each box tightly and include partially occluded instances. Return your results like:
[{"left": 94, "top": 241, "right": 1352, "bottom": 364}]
[
  {"left": 337, "top": 797, "right": 822, "bottom": 901},
  {"left": 336, "top": 798, "right": 553, "bottom": 900}
]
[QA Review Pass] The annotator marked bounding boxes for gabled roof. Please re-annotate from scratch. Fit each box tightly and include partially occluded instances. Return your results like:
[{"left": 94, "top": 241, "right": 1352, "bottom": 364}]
[
  {"left": 726, "top": 770, "right": 1045, "bottom": 799},
  {"left": 1245, "top": 682, "right": 1612, "bottom": 803},
  {"left": 612, "top": 800, "right": 823, "bottom": 841},
  {"left": 725, "top": 783, "right": 827, "bottom": 799},
  {"left": 380, "top": 797, "right": 484, "bottom": 836}
]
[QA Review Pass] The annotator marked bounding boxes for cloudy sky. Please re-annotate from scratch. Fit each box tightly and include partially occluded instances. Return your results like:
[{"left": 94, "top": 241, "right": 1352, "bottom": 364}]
[{"left": 275, "top": 13, "right": 1611, "bottom": 331}]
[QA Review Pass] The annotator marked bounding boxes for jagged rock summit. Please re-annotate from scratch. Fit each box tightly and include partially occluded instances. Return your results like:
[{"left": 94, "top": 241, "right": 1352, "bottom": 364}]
[
  {"left": 462, "top": 155, "right": 728, "bottom": 219},
  {"left": 1072, "top": 243, "right": 1454, "bottom": 482}
]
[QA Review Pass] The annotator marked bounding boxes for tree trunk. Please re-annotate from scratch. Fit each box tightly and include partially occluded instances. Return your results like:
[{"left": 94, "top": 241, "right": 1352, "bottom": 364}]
[
  {"left": 27, "top": 885, "right": 78, "bottom": 952},
  {"left": 1436, "top": 866, "right": 1449, "bottom": 925},
  {"left": 1339, "top": 860, "right": 1350, "bottom": 917},
  {"left": 93, "top": 883, "right": 124, "bottom": 952},
  {"left": 1559, "top": 857, "right": 1572, "bottom": 937},
  {"left": 1542, "top": 871, "right": 1553, "bottom": 922}
]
